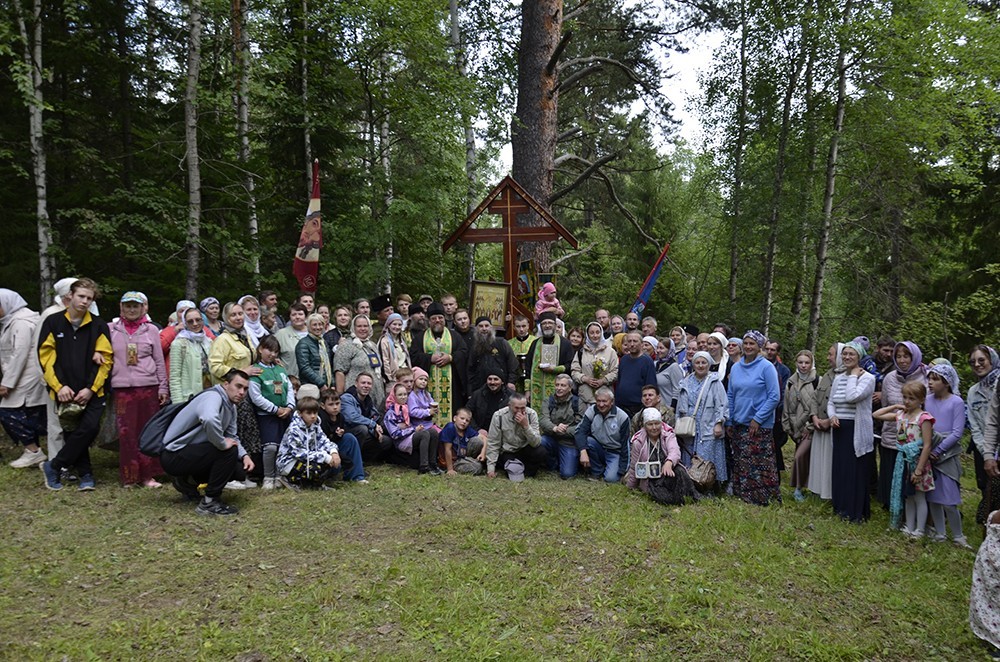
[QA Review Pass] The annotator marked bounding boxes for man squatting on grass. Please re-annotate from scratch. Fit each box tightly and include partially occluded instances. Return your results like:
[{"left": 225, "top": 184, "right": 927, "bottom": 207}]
[{"left": 160, "top": 369, "right": 256, "bottom": 516}]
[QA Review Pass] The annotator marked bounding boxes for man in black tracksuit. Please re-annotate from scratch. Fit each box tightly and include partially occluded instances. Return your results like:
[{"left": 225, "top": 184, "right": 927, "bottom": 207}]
[{"left": 37, "top": 278, "right": 113, "bottom": 491}]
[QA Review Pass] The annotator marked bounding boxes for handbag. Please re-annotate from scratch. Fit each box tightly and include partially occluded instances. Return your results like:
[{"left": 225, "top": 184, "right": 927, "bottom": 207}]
[
  {"left": 686, "top": 453, "right": 717, "bottom": 491},
  {"left": 675, "top": 379, "right": 707, "bottom": 438}
]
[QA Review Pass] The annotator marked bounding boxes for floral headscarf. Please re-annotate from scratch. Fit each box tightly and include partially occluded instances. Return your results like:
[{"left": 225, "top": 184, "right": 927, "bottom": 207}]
[{"left": 928, "top": 362, "right": 959, "bottom": 394}]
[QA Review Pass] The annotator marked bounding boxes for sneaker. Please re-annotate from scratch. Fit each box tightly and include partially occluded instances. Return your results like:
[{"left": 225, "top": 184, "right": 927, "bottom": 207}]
[
  {"left": 224, "top": 480, "right": 248, "bottom": 491},
  {"left": 142, "top": 479, "right": 163, "bottom": 489},
  {"left": 195, "top": 498, "right": 239, "bottom": 516},
  {"left": 41, "top": 461, "right": 63, "bottom": 491},
  {"left": 78, "top": 475, "right": 96, "bottom": 491},
  {"left": 587, "top": 475, "right": 602, "bottom": 483},
  {"left": 10, "top": 448, "right": 46, "bottom": 468},
  {"left": 242, "top": 479, "right": 257, "bottom": 488},
  {"left": 428, "top": 467, "right": 444, "bottom": 476},
  {"left": 954, "top": 537, "right": 974, "bottom": 550},
  {"left": 261, "top": 478, "right": 276, "bottom": 490},
  {"left": 277, "top": 476, "right": 300, "bottom": 491},
  {"left": 171, "top": 476, "right": 201, "bottom": 500},
  {"left": 61, "top": 469, "right": 78, "bottom": 482},
  {"left": 793, "top": 489, "right": 806, "bottom": 502},
  {"left": 353, "top": 478, "right": 370, "bottom": 485}
]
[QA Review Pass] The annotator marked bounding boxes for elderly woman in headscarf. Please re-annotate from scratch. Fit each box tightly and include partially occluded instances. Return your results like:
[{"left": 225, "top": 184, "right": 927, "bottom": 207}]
[
  {"left": 335, "top": 314, "right": 385, "bottom": 408},
  {"left": 875, "top": 341, "right": 927, "bottom": 510},
  {"left": 651, "top": 336, "right": 684, "bottom": 409},
  {"left": 969, "top": 345, "right": 1000, "bottom": 524},
  {"left": 208, "top": 301, "right": 262, "bottom": 485},
  {"left": 295, "top": 313, "right": 334, "bottom": 388},
  {"left": 378, "top": 312, "right": 409, "bottom": 388},
  {"left": 725, "top": 330, "right": 781, "bottom": 506},
  {"left": 924, "top": 361, "right": 970, "bottom": 547},
  {"left": 571, "top": 321, "right": 619, "bottom": 405},
  {"left": 159, "top": 299, "right": 196, "bottom": 370},
  {"left": 625, "top": 407, "right": 700, "bottom": 504},
  {"left": 170, "top": 305, "right": 213, "bottom": 402},
  {"left": 0, "top": 289, "right": 50, "bottom": 469},
  {"left": 200, "top": 297, "right": 222, "bottom": 338},
  {"left": 110, "top": 291, "right": 169, "bottom": 487},
  {"left": 676, "top": 350, "right": 728, "bottom": 485},
  {"left": 828, "top": 340, "right": 877, "bottom": 523},
  {"left": 239, "top": 295, "right": 269, "bottom": 346}
]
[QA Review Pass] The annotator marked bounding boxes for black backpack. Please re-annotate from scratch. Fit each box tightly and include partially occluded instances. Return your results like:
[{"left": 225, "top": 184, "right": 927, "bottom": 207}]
[{"left": 138, "top": 395, "right": 200, "bottom": 457}]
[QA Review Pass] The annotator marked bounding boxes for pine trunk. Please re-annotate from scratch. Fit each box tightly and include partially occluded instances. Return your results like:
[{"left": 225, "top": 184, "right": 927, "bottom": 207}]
[
  {"left": 511, "top": 0, "right": 562, "bottom": 273},
  {"left": 184, "top": 0, "right": 203, "bottom": 299}
]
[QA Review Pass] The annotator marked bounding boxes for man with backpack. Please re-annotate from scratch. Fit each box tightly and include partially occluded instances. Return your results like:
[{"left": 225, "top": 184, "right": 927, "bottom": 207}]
[
  {"left": 539, "top": 374, "right": 584, "bottom": 479},
  {"left": 159, "top": 369, "right": 255, "bottom": 516}
]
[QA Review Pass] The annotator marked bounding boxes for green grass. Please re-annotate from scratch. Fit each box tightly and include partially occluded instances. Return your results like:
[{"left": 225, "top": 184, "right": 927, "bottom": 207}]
[{"left": 0, "top": 439, "right": 990, "bottom": 661}]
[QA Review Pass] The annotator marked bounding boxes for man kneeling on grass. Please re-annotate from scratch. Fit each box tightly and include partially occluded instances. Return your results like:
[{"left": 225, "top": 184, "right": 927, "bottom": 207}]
[
  {"left": 161, "top": 369, "right": 255, "bottom": 516},
  {"left": 276, "top": 396, "right": 340, "bottom": 490},
  {"left": 486, "top": 393, "right": 546, "bottom": 481}
]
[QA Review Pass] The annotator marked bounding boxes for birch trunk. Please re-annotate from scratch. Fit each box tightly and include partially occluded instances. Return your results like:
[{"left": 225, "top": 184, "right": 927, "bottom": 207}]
[
  {"left": 233, "top": 0, "right": 258, "bottom": 284},
  {"left": 184, "top": 0, "right": 203, "bottom": 299},
  {"left": 16, "top": 0, "right": 54, "bottom": 306},
  {"left": 806, "top": 0, "right": 853, "bottom": 351},
  {"left": 450, "top": 0, "right": 477, "bottom": 282},
  {"left": 789, "top": 25, "right": 819, "bottom": 340},
  {"left": 761, "top": 38, "right": 807, "bottom": 335},
  {"left": 728, "top": 0, "right": 749, "bottom": 307},
  {"left": 301, "top": 0, "right": 312, "bottom": 195}
]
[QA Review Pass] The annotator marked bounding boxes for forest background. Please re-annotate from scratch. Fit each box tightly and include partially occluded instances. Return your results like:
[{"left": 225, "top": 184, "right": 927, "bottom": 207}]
[{"left": 1, "top": 0, "right": 998, "bottom": 380}]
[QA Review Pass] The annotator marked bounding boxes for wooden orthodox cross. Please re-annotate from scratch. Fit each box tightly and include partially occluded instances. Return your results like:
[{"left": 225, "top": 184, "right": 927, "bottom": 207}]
[{"left": 442, "top": 176, "right": 578, "bottom": 336}]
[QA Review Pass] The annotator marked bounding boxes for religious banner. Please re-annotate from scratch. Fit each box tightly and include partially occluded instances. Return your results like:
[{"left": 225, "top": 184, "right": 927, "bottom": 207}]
[
  {"left": 293, "top": 159, "right": 322, "bottom": 293},
  {"left": 517, "top": 259, "right": 536, "bottom": 310},
  {"left": 630, "top": 243, "right": 671, "bottom": 315},
  {"left": 470, "top": 281, "right": 510, "bottom": 329}
]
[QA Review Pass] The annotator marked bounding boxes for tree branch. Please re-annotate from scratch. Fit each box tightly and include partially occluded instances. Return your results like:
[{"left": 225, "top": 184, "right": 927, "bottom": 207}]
[
  {"left": 558, "top": 56, "right": 649, "bottom": 94},
  {"left": 557, "top": 127, "right": 582, "bottom": 143},
  {"left": 550, "top": 243, "right": 595, "bottom": 268},
  {"left": 551, "top": 155, "right": 659, "bottom": 248},
  {"left": 546, "top": 30, "right": 573, "bottom": 75},
  {"left": 550, "top": 152, "right": 619, "bottom": 203},
  {"left": 563, "top": 0, "right": 594, "bottom": 22}
]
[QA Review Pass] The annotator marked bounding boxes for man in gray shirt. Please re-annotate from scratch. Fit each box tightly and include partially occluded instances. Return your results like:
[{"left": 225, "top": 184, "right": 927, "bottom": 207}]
[{"left": 161, "top": 369, "right": 255, "bottom": 516}]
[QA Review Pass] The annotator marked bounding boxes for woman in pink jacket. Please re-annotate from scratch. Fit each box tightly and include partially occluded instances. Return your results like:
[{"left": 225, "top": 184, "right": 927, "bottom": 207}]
[{"left": 110, "top": 291, "right": 169, "bottom": 487}]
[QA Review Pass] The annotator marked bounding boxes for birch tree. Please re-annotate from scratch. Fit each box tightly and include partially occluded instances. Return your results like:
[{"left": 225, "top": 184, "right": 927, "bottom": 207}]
[
  {"left": 184, "top": 0, "right": 203, "bottom": 299},
  {"left": 13, "top": 0, "right": 54, "bottom": 305}
]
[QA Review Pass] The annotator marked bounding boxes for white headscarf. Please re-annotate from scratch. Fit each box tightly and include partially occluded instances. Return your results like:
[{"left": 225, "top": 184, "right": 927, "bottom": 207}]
[
  {"left": 709, "top": 331, "right": 729, "bottom": 377},
  {"left": 0, "top": 289, "right": 29, "bottom": 331},
  {"left": 239, "top": 295, "right": 268, "bottom": 344}
]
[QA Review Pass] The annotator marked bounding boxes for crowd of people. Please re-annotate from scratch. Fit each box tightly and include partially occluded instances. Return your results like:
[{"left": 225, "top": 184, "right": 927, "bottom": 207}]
[
  {"left": 3, "top": 276, "right": 1000, "bottom": 651},
  {"left": 1, "top": 281, "right": 998, "bottom": 523}
]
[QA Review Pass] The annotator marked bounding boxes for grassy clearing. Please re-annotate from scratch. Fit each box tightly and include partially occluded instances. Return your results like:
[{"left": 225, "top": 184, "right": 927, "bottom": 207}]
[{"left": 0, "top": 439, "right": 989, "bottom": 661}]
